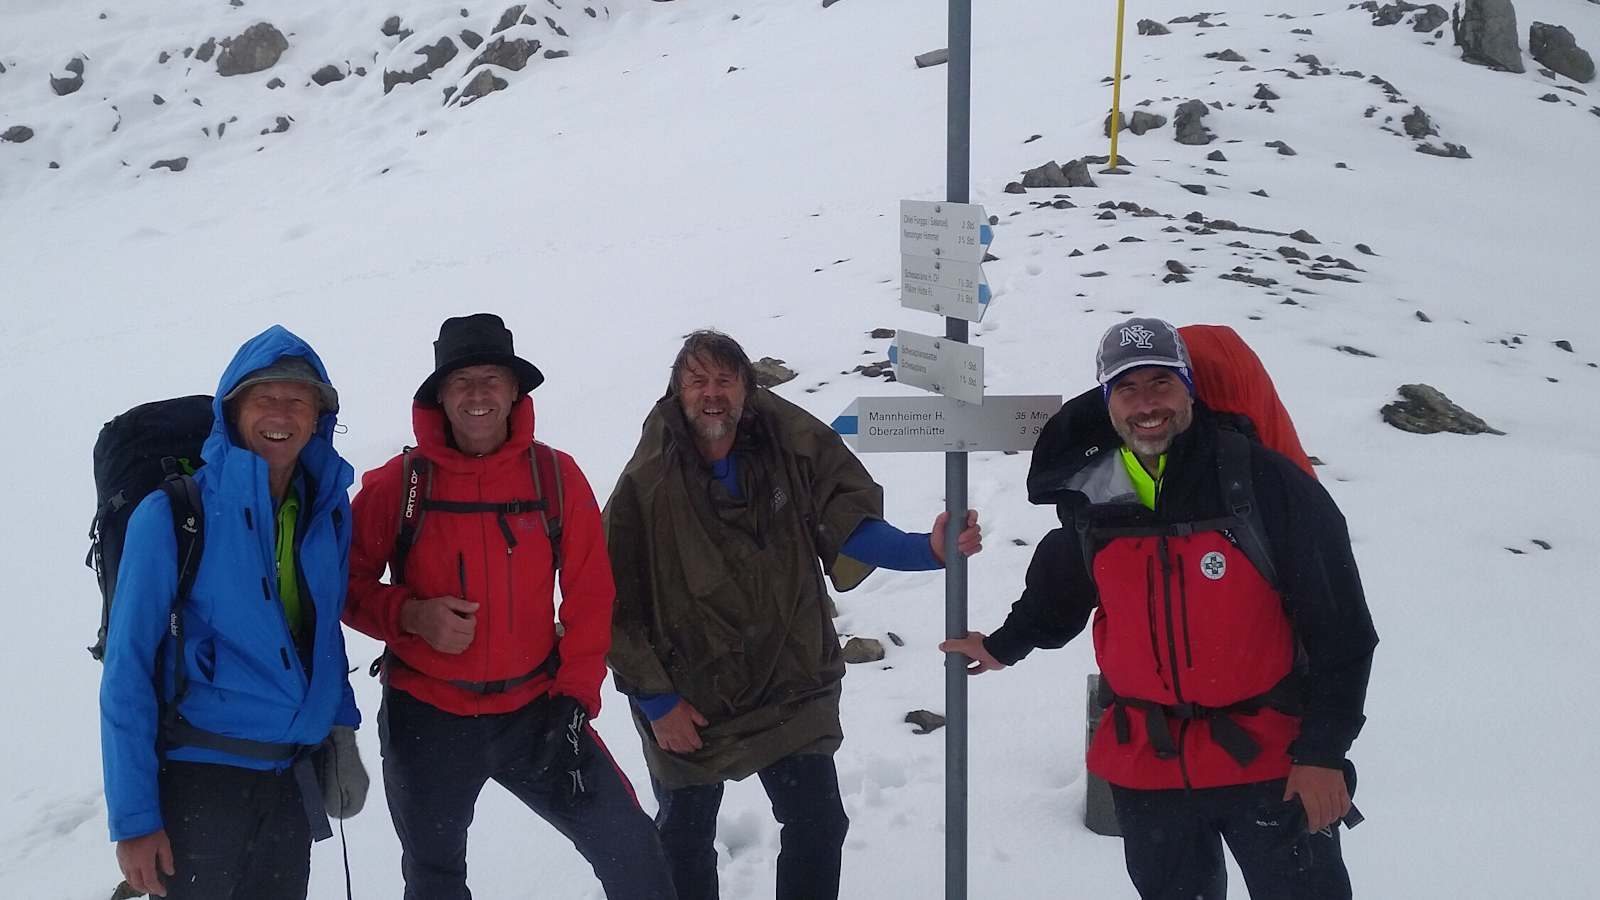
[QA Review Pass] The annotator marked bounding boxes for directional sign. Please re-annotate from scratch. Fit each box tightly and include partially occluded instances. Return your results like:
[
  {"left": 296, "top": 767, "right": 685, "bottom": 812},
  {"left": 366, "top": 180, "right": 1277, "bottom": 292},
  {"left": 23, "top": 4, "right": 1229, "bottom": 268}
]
[
  {"left": 890, "top": 329, "right": 984, "bottom": 404},
  {"left": 901, "top": 255, "right": 990, "bottom": 322},
  {"left": 900, "top": 199, "right": 992, "bottom": 263},
  {"left": 831, "top": 395, "right": 1063, "bottom": 453}
]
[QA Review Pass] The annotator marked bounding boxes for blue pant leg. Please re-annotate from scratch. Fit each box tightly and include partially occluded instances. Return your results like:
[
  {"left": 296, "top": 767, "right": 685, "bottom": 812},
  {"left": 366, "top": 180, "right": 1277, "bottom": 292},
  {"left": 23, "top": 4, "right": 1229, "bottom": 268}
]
[{"left": 757, "top": 753, "right": 850, "bottom": 900}]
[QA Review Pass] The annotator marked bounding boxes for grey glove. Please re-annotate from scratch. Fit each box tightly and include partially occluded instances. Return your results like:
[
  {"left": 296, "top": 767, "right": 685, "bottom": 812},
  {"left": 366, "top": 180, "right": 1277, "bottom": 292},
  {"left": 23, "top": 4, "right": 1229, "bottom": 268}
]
[{"left": 316, "top": 725, "right": 370, "bottom": 819}]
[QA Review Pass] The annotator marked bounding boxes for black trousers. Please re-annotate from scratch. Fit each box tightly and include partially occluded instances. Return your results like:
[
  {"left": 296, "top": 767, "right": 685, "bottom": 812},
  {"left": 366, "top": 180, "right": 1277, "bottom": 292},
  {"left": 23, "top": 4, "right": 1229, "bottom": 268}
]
[
  {"left": 1111, "top": 780, "right": 1353, "bottom": 900},
  {"left": 157, "top": 760, "right": 311, "bottom": 900},
  {"left": 653, "top": 752, "right": 850, "bottom": 900},
  {"left": 380, "top": 686, "right": 675, "bottom": 900}
]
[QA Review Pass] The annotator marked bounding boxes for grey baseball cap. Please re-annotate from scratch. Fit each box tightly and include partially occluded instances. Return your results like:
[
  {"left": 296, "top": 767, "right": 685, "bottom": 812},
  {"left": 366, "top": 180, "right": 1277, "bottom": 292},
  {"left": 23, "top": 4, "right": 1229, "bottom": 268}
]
[
  {"left": 222, "top": 355, "right": 340, "bottom": 414},
  {"left": 1095, "top": 317, "right": 1193, "bottom": 387}
]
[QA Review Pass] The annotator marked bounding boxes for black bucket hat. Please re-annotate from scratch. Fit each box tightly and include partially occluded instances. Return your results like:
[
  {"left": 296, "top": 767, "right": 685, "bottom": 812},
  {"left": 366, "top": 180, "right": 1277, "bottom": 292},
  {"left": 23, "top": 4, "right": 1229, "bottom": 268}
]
[{"left": 414, "top": 313, "right": 545, "bottom": 404}]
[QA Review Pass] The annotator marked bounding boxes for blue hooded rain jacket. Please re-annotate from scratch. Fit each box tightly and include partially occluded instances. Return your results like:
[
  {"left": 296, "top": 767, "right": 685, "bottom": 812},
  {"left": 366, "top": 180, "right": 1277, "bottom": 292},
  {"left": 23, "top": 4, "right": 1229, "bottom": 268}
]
[{"left": 99, "top": 325, "right": 359, "bottom": 842}]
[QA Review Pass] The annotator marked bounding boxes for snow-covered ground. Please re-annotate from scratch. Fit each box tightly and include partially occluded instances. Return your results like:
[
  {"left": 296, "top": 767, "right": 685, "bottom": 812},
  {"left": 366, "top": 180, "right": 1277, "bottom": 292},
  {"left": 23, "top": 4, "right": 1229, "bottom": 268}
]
[{"left": 4, "top": 0, "right": 1599, "bottom": 896}]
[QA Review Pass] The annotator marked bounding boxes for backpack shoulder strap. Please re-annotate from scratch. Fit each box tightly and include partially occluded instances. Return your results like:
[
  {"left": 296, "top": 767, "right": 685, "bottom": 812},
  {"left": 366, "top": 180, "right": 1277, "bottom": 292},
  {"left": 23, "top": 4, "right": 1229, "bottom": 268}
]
[
  {"left": 1214, "top": 429, "right": 1281, "bottom": 593},
  {"left": 529, "top": 442, "right": 565, "bottom": 574},
  {"left": 157, "top": 473, "right": 204, "bottom": 737},
  {"left": 390, "top": 448, "right": 431, "bottom": 585}
]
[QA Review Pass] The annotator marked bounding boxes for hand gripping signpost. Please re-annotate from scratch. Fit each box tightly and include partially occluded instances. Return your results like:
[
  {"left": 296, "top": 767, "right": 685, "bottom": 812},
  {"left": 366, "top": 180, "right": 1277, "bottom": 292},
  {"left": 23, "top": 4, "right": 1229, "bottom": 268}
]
[{"left": 831, "top": 7, "right": 1059, "bottom": 894}]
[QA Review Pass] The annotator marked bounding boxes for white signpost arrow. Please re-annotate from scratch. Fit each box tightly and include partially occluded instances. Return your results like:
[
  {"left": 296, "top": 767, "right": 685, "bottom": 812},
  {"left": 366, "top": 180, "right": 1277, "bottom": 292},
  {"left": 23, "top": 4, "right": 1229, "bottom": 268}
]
[
  {"left": 901, "top": 255, "right": 990, "bottom": 322},
  {"left": 831, "top": 395, "right": 1064, "bottom": 453},
  {"left": 899, "top": 199, "right": 993, "bottom": 262},
  {"left": 890, "top": 329, "right": 985, "bottom": 405}
]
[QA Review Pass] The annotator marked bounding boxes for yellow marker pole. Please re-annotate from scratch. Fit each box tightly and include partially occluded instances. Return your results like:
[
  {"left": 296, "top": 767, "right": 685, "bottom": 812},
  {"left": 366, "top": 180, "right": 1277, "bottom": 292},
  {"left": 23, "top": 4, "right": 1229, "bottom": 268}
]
[{"left": 1108, "top": 0, "right": 1127, "bottom": 170}]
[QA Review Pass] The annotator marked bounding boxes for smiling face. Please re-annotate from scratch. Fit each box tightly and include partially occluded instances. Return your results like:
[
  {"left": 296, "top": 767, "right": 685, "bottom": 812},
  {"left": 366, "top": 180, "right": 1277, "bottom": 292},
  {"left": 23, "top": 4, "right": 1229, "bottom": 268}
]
[
  {"left": 1106, "top": 366, "right": 1194, "bottom": 468},
  {"left": 438, "top": 363, "right": 518, "bottom": 455},
  {"left": 677, "top": 353, "right": 748, "bottom": 458},
  {"left": 231, "top": 381, "right": 321, "bottom": 472}
]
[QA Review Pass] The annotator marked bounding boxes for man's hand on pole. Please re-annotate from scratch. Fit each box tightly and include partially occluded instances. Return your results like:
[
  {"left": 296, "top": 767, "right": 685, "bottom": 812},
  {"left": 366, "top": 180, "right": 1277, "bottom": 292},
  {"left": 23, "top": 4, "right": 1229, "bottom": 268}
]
[
  {"left": 939, "top": 630, "right": 1007, "bottom": 674},
  {"left": 651, "top": 700, "right": 709, "bottom": 754},
  {"left": 930, "top": 509, "right": 983, "bottom": 565}
]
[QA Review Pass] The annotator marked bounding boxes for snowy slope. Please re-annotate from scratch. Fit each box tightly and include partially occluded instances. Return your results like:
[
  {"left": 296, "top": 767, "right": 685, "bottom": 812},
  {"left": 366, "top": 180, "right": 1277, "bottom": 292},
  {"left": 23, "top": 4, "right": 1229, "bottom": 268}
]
[{"left": 3, "top": 0, "right": 1599, "bottom": 897}]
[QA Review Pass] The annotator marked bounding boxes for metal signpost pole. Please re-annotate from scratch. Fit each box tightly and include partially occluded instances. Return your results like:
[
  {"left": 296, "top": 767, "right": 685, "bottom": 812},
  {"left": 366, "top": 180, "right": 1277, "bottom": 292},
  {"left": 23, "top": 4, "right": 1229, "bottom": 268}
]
[{"left": 945, "top": 1, "right": 972, "bottom": 898}]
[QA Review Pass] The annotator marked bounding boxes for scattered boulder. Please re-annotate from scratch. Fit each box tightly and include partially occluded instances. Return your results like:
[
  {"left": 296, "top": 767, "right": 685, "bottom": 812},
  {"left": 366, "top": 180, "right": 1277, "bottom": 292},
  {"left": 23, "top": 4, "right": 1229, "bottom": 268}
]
[
  {"left": 1356, "top": 243, "right": 1377, "bottom": 255},
  {"left": 1417, "top": 141, "right": 1471, "bottom": 157},
  {"left": 1289, "top": 229, "right": 1320, "bottom": 243},
  {"left": 311, "top": 64, "right": 345, "bottom": 86},
  {"left": 753, "top": 357, "right": 797, "bottom": 387},
  {"left": 1529, "top": 22, "right": 1595, "bottom": 83},
  {"left": 267, "top": 76, "right": 285, "bottom": 89},
  {"left": 473, "top": 36, "right": 541, "bottom": 71},
  {"left": 150, "top": 157, "right": 188, "bottom": 172},
  {"left": 1207, "top": 149, "right": 1227, "bottom": 161},
  {"left": 1004, "top": 181, "right": 1026, "bottom": 193},
  {"left": 915, "top": 48, "right": 950, "bottom": 68},
  {"left": 1381, "top": 384, "right": 1504, "bottom": 435},
  {"left": 1166, "top": 260, "right": 1193, "bottom": 274},
  {"left": 50, "top": 57, "right": 86, "bottom": 96},
  {"left": 1266, "top": 140, "right": 1297, "bottom": 155},
  {"left": 217, "top": 22, "right": 290, "bottom": 76},
  {"left": 261, "top": 115, "right": 292, "bottom": 134},
  {"left": 843, "top": 637, "right": 885, "bottom": 664},
  {"left": 1104, "top": 111, "right": 1127, "bottom": 138},
  {"left": 1181, "top": 184, "right": 1208, "bottom": 195},
  {"left": 1452, "top": 0, "right": 1525, "bottom": 73},
  {"left": 385, "top": 37, "right": 460, "bottom": 93},
  {"left": 460, "top": 29, "right": 484, "bottom": 50},
  {"left": 456, "top": 66, "right": 508, "bottom": 104},
  {"left": 1278, "top": 246, "right": 1311, "bottom": 260},
  {"left": 1138, "top": 19, "right": 1171, "bottom": 36},
  {"left": 544, "top": 49, "right": 570, "bottom": 60},
  {"left": 1336, "top": 345, "right": 1378, "bottom": 358},
  {"left": 1174, "top": 98, "right": 1214, "bottom": 144},
  {"left": 869, "top": 327, "right": 896, "bottom": 339},
  {"left": 1254, "top": 84, "right": 1280, "bottom": 101},
  {"left": 381, "top": 15, "right": 406, "bottom": 37},
  {"left": 494, "top": 4, "right": 530, "bottom": 34},
  {"left": 1206, "top": 49, "right": 1247, "bottom": 62},
  {"left": 2, "top": 125, "right": 33, "bottom": 143},
  {"left": 905, "top": 710, "right": 946, "bottom": 734},
  {"left": 1402, "top": 105, "right": 1437, "bottom": 137},
  {"left": 1539, "top": 91, "right": 1560, "bottom": 102},
  {"left": 1021, "top": 159, "right": 1095, "bottom": 188},
  {"left": 1129, "top": 110, "right": 1167, "bottom": 134},
  {"left": 195, "top": 37, "right": 217, "bottom": 63}
]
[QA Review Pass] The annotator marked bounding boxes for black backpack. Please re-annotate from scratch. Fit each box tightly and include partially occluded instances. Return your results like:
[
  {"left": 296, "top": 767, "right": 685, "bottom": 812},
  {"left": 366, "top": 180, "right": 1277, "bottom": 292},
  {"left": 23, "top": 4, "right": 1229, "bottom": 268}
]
[{"left": 86, "top": 395, "right": 214, "bottom": 660}]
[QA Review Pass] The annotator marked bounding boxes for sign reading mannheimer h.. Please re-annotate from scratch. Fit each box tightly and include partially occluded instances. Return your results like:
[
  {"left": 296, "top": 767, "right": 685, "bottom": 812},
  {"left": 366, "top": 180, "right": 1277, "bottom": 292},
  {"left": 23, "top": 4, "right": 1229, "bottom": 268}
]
[{"left": 831, "top": 394, "right": 1064, "bottom": 453}]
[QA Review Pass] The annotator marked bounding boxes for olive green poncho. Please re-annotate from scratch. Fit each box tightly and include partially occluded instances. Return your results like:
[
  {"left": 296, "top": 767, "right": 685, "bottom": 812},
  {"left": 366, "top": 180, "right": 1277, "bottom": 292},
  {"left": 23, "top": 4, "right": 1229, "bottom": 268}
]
[{"left": 603, "top": 389, "right": 884, "bottom": 789}]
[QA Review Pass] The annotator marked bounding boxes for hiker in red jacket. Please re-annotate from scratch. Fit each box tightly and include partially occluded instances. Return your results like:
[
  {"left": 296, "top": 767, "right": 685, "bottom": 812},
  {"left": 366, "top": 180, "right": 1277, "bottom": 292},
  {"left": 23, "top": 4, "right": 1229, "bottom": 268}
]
[
  {"left": 943, "top": 317, "right": 1377, "bottom": 900},
  {"left": 343, "top": 314, "right": 673, "bottom": 900}
]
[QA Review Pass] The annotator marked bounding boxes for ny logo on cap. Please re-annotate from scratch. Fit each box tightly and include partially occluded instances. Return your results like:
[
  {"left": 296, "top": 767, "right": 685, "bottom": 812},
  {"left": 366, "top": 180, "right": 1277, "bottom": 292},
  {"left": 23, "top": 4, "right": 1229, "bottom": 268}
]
[{"left": 1119, "top": 324, "right": 1156, "bottom": 349}]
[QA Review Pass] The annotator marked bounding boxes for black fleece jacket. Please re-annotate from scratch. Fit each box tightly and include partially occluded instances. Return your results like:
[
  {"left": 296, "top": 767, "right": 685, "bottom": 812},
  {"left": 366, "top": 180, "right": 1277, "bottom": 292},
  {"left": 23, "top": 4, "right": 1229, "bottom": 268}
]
[{"left": 986, "top": 400, "right": 1378, "bottom": 767}]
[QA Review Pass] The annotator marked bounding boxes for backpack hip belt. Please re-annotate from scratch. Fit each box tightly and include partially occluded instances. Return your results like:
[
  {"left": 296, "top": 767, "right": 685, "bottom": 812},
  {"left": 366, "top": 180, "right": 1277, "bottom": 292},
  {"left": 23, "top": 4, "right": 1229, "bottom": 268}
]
[
  {"left": 1096, "top": 673, "right": 1302, "bottom": 769},
  {"left": 375, "top": 646, "right": 560, "bottom": 695}
]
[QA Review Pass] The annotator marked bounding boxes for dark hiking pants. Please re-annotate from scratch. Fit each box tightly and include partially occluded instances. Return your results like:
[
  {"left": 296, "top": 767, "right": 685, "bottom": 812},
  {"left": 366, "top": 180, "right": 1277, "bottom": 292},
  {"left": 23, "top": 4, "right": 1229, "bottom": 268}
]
[
  {"left": 156, "top": 760, "right": 311, "bottom": 900},
  {"left": 1111, "top": 780, "right": 1353, "bottom": 900},
  {"left": 652, "top": 752, "right": 850, "bottom": 900},
  {"left": 380, "top": 686, "right": 675, "bottom": 900}
]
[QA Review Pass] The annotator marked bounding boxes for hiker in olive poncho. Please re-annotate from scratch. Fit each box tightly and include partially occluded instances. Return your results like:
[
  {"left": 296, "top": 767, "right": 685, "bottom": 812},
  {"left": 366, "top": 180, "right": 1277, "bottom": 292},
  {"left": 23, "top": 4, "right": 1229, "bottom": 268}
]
[{"left": 604, "top": 329, "right": 982, "bottom": 900}]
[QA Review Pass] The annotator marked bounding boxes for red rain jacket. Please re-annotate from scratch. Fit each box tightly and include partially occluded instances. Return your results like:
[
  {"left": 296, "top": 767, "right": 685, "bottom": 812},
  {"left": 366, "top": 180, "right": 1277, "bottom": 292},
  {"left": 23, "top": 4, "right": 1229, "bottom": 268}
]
[{"left": 344, "top": 397, "right": 614, "bottom": 716}]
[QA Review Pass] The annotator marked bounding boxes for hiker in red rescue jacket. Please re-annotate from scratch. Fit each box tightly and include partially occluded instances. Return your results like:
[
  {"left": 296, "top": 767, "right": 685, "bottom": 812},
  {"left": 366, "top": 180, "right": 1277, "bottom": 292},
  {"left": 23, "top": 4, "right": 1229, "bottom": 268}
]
[
  {"left": 943, "top": 317, "right": 1377, "bottom": 900},
  {"left": 343, "top": 314, "right": 673, "bottom": 900}
]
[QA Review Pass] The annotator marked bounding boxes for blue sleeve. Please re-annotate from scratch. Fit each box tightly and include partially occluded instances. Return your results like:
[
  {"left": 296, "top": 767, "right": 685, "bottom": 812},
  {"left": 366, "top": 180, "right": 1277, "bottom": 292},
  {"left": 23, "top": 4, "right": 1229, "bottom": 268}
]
[
  {"left": 99, "top": 493, "right": 177, "bottom": 842},
  {"left": 841, "top": 518, "right": 941, "bottom": 571},
  {"left": 635, "top": 692, "right": 683, "bottom": 722}
]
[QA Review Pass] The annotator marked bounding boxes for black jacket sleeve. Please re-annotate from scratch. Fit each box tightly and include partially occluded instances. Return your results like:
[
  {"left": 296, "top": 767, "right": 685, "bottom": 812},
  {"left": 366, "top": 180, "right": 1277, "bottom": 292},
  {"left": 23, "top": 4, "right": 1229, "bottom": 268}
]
[
  {"left": 1255, "top": 451, "right": 1379, "bottom": 767},
  {"left": 983, "top": 526, "right": 1097, "bottom": 666}
]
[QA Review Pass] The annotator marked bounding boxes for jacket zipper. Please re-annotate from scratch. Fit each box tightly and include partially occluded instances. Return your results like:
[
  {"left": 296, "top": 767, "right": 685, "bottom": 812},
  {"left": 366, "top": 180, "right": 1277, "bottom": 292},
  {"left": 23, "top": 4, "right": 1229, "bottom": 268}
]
[
  {"left": 1144, "top": 554, "right": 1163, "bottom": 686},
  {"left": 1177, "top": 553, "right": 1193, "bottom": 669},
  {"left": 1158, "top": 535, "right": 1192, "bottom": 790},
  {"left": 247, "top": 507, "right": 305, "bottom": 681}
]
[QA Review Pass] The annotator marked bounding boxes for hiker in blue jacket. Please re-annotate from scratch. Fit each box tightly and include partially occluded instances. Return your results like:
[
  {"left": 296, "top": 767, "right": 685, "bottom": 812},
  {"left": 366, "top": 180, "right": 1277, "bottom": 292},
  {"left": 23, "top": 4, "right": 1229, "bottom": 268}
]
[{"left": 100, "top": 325, "right": 368, "bottom": 899}]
